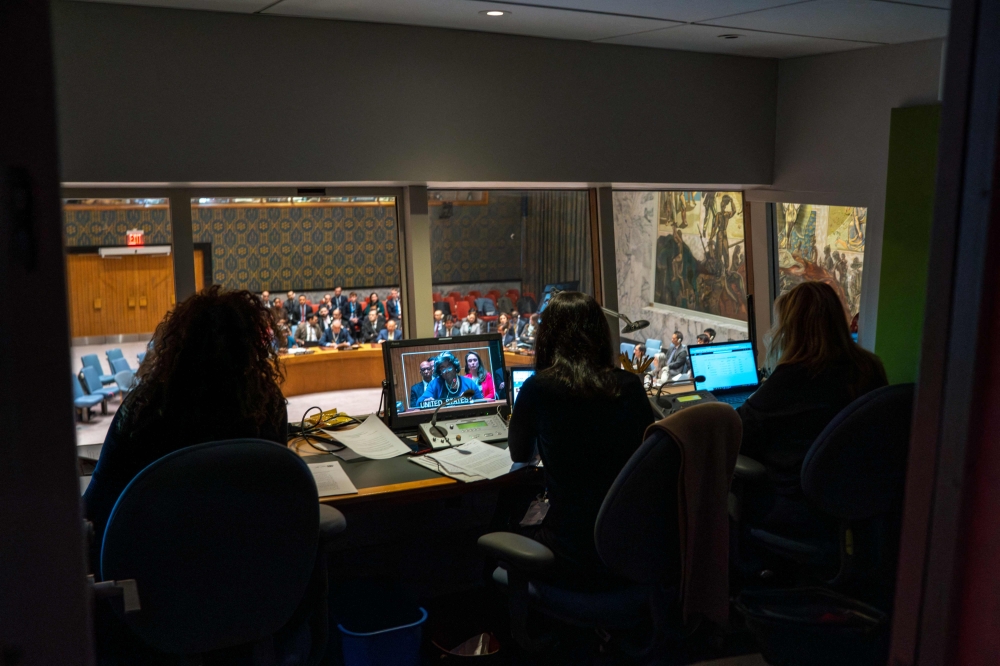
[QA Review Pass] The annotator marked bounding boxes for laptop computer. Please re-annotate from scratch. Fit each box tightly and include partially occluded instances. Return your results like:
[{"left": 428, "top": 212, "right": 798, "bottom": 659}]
[{"left": 688, "top": 340, "right": 760, "bottom": 408}]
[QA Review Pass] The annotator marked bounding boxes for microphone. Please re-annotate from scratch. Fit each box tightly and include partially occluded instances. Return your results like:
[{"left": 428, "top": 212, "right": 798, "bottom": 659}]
[
  {"left": 621, "top": 319, "right": 650, "bottom": 333},
  {"left": 430, "top": 388, "right": 477, "bottom": 438}
]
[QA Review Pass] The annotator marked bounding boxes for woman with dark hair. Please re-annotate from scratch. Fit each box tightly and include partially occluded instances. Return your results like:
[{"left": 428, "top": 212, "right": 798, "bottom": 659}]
[
  {"left": 738, "top": 281, "right": 887, "bottom": 535},
  {"left": 364, "top": 291, "right": 386, "bottom": 319},
  {"left": 496, "top": 312, "right": 516, "bottom": 348},
  {"left": 84, "top": 286, "right": 288, "bottom": 551},
  {"left": 508, "top": 292, "right": 656, "bottom": 586},
  {"left": 464, "top": 351, "right": 495, "bottom": 399}
]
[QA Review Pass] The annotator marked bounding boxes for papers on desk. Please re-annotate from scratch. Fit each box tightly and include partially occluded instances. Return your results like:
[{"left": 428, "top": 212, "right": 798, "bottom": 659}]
[
  {"left": 308, "top": 461, "right": 358, "bottom": 497},
  {"left": 322, "top": 415, "right": 411, "bottom": 459},
  {"left": 410, "top": 439, "right": 523, "bottom": 482}
]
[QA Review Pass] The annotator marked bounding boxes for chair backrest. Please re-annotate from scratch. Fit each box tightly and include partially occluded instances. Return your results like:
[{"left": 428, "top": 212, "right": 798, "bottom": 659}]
[
  {"left": 101, "top": 439, "right": 320, "bottom": 655},
  {"left": 79, "top": 366, "right": 103, "bottom": 393},
  {"left": 432, "top": 292, "right": 443, "bottom": 301},
  {"left": 468, "top": 290, "right": 481, "bottom": 298},
  {"left": 111, "top": 357, "right": 131, "bottom": 374},
  {"left": 81, "top": 354, "right": 104, "bottom": 375},
  {"left": 454, "top": 301, "right": 470, "bottom": 319},
  {"left": 645, "top": 339, "right": 663, "bottom": 354},
  {"left": 448, "top": 291, "right": 462, "bottom": 300},
  {"left": 434, "top": 301, "right": 452, "bottom": 317},
  {"left": 802, "top": 383, "right": 915, "bottom": 521},
  {"left": 595, "top": 429, "right": 682, "bottom": 585},
  {"left": 106, "top": 348, "right": 124, "bottom": 362},
  {"left": 115, "top": 370, "right": 135, "bottom": 393},
  {"left": 620, "top": 342, "right": 636, "bottom": 358}
]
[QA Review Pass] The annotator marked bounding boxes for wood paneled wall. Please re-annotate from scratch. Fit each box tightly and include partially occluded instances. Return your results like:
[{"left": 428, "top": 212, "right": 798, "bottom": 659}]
[{"left": 67, "top": 249, "right": 204, "bottom": 337}]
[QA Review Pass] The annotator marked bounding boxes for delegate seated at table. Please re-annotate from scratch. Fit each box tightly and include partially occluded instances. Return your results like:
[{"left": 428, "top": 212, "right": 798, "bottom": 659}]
[{"left": 416, "top": 352, "right": 484, "bottom": 406}]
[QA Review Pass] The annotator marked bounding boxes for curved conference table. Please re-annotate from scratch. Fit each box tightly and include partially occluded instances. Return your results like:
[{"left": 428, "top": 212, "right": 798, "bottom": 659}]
[{"left": 279, "top": 344, "right": 535, "bottom": 397}]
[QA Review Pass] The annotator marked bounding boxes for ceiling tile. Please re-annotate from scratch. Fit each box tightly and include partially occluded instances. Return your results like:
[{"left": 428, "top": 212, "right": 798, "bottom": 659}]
[
  {"left": 263, "top": 0, "right": 680, "bottom": 41},
  {"left": 701, "top": 0, "right": 949, "bottom": 44},
  {"left": 469, "top": 0, "right": 804, "bottom": 23},
  {"left": 70, "top": 0, "right": 273, "bottom": 12},
  {"left": 600, "top": 23, "right": 875, "bottom": 59}
]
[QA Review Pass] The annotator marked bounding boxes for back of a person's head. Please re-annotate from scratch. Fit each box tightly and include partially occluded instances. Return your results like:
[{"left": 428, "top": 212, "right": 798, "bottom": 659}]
[
  {"left": 534, "top": 291, "right": 618, "bottom": 397},
  {"left": 121, "top": 286, "right": 285, "bottom": 445},
  {"left": 766, "top": 281, "right": 885, "bottom": 396}
]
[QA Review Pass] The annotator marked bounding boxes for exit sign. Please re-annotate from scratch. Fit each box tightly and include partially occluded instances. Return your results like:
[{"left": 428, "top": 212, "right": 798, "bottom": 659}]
[{"left": 126, "top": 229, "right": 145, "bottom": 246}]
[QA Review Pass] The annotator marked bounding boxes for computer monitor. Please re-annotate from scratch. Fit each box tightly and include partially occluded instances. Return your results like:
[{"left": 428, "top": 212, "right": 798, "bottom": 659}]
[
  {"left": 383, "top": 333, "right": 507, "bottom": 429},
  {"left": 688, "top": 341, "right": 759, "bottom": 393},
  {"left": 537, "top": 281, "right": 580, "bottom": 314},
  {"left": 510, "top": 367, "right": 535, "bottom": 407}
]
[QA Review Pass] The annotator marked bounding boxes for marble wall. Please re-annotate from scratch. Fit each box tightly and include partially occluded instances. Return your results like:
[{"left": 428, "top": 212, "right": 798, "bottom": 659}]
[{"left": 613, "top": 191, "right": 748, "bottom": 348}]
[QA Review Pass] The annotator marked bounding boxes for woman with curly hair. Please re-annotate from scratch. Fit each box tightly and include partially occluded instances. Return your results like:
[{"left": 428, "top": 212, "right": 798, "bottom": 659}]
[
  {"left": 84, "top": 286, "right": 288, "bottom": 550},
  {"left": 463, "top": 350, "right": 495, "bottom": 399}
]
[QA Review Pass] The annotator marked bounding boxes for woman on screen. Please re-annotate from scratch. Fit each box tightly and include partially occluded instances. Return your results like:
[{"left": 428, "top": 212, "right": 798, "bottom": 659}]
[
  {"left": 464, "top": 351, "right": 495, "bottom": 399},
  {"left": 416, "top": 352, "right": 484, "bottom": 406},
  {"left": 507, "top": 292, "right": 656, "bottom": 587}
]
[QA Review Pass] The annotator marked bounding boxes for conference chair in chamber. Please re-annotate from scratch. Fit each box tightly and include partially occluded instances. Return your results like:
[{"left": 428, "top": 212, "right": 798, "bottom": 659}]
[
  {"left": 645, "top": 338, "right": 663, "bottom": 355},
  {"left": 73, "top": 373, "right": 105, "bottom": 421},
  {"left": 82, "top": 353, "right": 116, "bottom": 385},
  {"left": 91, "top": 438, "right": 346, "bottom": 665},
  {"left": 80, "top": 366, "right": 120, "bottom": 411},
  {"left": 111, "top": 357, "right": 133, "bottom": 374},
  {"left": 478, "top": 404, "right": 740, "bottom": 660},
  {"left": 731, "top": 384, "right": 915, "bottom": 665}
]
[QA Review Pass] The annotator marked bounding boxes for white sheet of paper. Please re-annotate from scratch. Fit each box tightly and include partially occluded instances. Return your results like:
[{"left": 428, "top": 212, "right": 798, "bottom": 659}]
[
  {"left": 308, "top": 461, "right": 358, "bottom": 497},
  {"left": 410, "top": 456, "right": 484, "bottom": 483},
  {"left": 322, "top": 416, "right": 411, "bottom": 459},
  {"left": 425, "top": 440, "right": 515, "bottom": 480}
]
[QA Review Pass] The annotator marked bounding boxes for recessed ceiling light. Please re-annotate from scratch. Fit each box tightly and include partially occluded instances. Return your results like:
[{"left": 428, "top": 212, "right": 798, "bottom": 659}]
[
  {"left": 718, "top": 34, "right": 741, "bottom": 39},
  {"left": 480, "top": 10, "right": 510, "bottom": 17}
]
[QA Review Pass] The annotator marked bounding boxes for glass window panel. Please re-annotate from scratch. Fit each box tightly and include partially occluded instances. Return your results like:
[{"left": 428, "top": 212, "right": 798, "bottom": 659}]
[
  {"left": 775, "top": 203, "right": 867, "bottom": 319},
  {"left": 427, "top": 189, "right": 594, "bottom": 340},
  {"left": 613, "top": 191, "right": 750, "bottom": 354}
]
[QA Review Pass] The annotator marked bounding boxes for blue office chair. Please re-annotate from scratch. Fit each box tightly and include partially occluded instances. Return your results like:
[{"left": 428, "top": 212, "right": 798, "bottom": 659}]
[
  {"left": 619, "top": 342, "right": 635, "bottom": 359},
  {"left": 110, "top": 357, "right": 132, "bottom": 374},
  {"left": 114, "top": 370, "right": 135, "bottom": 397},
  {"left": 82, "top": 354, "right": 116, "bottom": 385},
  {"left": 732, "top": 384, "right": 915, "bottom": 602},
  {"left": 106, "top": 348, "right": 125, "bottom": 368},
  {"left": 95, "top": 439, "right": 346, "bottom": 664},
  {"left": 478, "top": 408, "right": 740, "bottom": 659},
  {"left": 73, "top": 373, "right": 105, "bottom": 422},
  {"left": 645, "top": 338, "right": 663, "bottom": 354},
  {"left": 80, "top": 366, "right": 120, "bottom": 413}
]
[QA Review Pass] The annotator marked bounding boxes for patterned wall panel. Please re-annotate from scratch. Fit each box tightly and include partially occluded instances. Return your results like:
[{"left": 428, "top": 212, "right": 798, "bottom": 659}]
[
  {"left": 430, "top": 193, "right": 522, "bottom": 283},
  {"left": 192, "top": 203, "right": 400, "bottom": 292},
  {"left": 63, "top": 204, "right": 172, "bottom": 247}
]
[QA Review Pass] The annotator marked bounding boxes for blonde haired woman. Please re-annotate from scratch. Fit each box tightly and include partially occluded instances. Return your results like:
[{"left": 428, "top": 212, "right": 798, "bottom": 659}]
[{"left": 738, "top": 281, "right": 886, "bottom": 535}]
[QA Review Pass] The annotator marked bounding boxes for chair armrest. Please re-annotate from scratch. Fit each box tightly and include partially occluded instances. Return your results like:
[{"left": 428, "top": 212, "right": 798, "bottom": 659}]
[
  {"left": 478, "top": 532, "right": 555, "bottom": 572},
  {"left": 734, "top": 455, "right": 769, "bottom": 484},
  {"left": 319, "top": 504, "right": 346, "bottom": 548}
]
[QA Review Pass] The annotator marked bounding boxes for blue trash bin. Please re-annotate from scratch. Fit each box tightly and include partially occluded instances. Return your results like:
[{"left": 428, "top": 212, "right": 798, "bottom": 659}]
[{"left": 339, "top": 607, "right": 428, "bottom": 666}]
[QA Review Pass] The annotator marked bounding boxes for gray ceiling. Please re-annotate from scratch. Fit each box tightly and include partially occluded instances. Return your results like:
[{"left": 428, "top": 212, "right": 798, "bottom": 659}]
[{"left": 70, "top": 0, "right": 951, "bottom": 58}]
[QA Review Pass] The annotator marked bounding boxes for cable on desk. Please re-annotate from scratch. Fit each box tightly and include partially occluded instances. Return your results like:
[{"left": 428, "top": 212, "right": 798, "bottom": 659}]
[{"left": 292, "top": 406, "right": 360, "bottom": 453}]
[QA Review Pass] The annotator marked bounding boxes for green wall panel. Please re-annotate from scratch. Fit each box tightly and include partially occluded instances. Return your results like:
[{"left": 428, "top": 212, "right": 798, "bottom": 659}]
[{"left": 875, "top": 104, "right": 941, "bottom": 384}]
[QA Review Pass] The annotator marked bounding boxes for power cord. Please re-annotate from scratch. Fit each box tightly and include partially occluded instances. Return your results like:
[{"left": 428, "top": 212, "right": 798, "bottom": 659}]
[{"left": 293, "top": 406, "right": 360, "bottom": 453}]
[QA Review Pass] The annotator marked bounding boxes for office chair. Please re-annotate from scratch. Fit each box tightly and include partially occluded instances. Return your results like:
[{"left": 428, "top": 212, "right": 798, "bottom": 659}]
[
  {"left": 114, "top": 370, "right": 135, "bottom": 396},
  {"left": 95, "top": 438, "right": 346, "bottom": 665},
  {"left": 111, "top": 357, "right": 132, "bottom": 374},
  {"left": 478, "top": 405, "right": 741, "bottom": 659},
  {"left": 732, "top": 383, "right": 915, "bottom": 602},
  {"left": 645, "top": 339, "right": 663, "bottom": 355},
  {"left": 82, "top": 353, "right": 116, "bottom": 385},
  {"left": 80, "top": 366, "right": 120, "bottom": 411},
  {"left": 73, "top": 373, "right": 105, "bottom": 421},
  {"left": 107, "top": 348, "right": 125, "bottom": 367}
]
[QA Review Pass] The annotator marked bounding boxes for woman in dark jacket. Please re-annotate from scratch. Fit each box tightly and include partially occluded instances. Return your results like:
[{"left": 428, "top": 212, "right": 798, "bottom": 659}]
[
  {"left": 508, "top": 292, "right": 656, "bottom": 588},
  {"left": 737, "top": 281, "right": 887, "bottom": 536}
]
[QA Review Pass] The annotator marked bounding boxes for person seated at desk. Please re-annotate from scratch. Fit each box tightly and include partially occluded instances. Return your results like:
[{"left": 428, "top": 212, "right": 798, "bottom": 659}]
[
  {"left": 507, "top": 291, "right": 655, "bottom": 587},
  {"left": 631, "top": 343, "right": 648, "bottom": 368},
  {"left": 409, "top": 358, "right": 435, "bottom": 406},
  {"left": 737, "top": 281, "right": 887, "bottom": 537},
  {"left": 271, "top": 297, "right": 285, "bottom": 323},
  {"left": 85, "top": 286, "right": 288, "bottom": 559},
  {"left": 321, "top": 318, "right": 353, "bottom": 348},
  {"left": 292, "top": 294, "right": 311, "bottom": 325},
  {"left": 376, "top": 319, "right": 402, "bottom": 343},
  {"left": 345, "top": 292, "right": 364, "bottom": 337},
  {"left": 497, "top": 312, "right": 516, "bottom": 347},
  {"left": 317, "top": 306, "right": 332, "bottom": 332},
  {"left": 516, "top": 314, "right": 539, "bottom": 348},
  {"left": 294, "top": 312, "right": 323, "bottom": 344},
  {"left": 433, "top": 309, "right": 446, "bottom": 337},
  {"left": 460, "top": 310, "right": 483, "bottom": 336},
  {"left": 416, "top": 352, "right": 484, "bottom": 406},
  {"left": 275, "top": 317, "right": 293, "bottom": 350},
  {"left": 664, "top": 331, "right": 691, "bottom": 377},
  {"left": 360, "top": 309, "right": 385, "bottom": 344},
  {"left": 463, "top": 350, "right": 495, "bottom": 399},
  {"left": 442, "top": 315, "right": 458, "bottom": 338},
  {"left": 384, "top": 288, "right": 402, "bottom": 321}
]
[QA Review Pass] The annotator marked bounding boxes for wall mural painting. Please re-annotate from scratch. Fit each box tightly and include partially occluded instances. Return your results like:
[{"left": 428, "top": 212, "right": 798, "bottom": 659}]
[
  {"left": 776, "top": 204, "right": 866, "bottom": 317},
  {"left": 653, "top": 191, "right": 748, "bottom": 321}
]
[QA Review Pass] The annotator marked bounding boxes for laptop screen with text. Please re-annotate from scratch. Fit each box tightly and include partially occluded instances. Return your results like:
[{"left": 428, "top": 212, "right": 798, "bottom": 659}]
[{"left": 689, "top": 341, "right": 759, "bottom": 393}]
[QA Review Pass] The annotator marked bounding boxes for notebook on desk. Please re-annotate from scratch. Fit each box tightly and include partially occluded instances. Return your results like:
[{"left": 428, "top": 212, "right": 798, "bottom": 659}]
[{"left": 688, "top": 341, "right": 759, "bottom": 408}]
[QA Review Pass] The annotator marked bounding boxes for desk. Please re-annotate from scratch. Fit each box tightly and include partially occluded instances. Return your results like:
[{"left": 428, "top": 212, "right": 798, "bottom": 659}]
[
  {"left": 289, "top": 436, "right": 541, "bottom": 506},
  {"left": 279, "top": 347, "right": 538, "bottom": 397}
]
